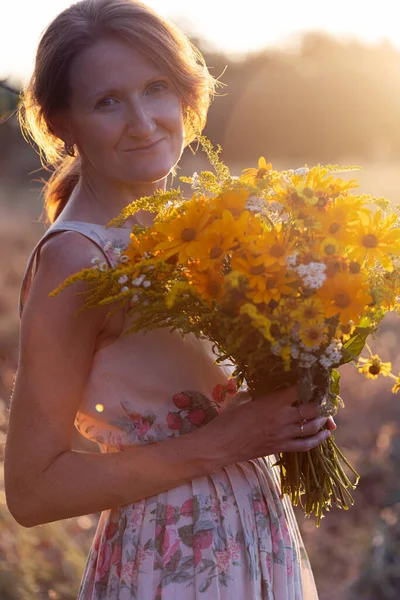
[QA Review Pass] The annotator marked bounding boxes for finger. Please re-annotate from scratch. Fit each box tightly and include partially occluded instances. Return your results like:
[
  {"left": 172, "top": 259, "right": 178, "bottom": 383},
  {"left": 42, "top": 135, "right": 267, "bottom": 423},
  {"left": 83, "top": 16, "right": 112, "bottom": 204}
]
[
  {"left": 291, "top": 416, "right": 327, "bottom": 439},
  {"left": 289, "top": 402, "right": 320, "bottom": 423},
  {"left": 326, "top": 416, "right": 337, "bottom": 430},
  {"left": 285, "top": 429, "right": 331, "bottom": 453}
]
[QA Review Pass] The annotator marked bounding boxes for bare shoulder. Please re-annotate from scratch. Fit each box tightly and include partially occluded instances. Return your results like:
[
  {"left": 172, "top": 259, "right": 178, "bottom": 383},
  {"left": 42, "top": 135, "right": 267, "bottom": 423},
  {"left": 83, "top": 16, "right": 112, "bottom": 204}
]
[
  {"left": 22, "top": 230, "right": 109, "bottom": 328},
  {"left": 36, "top": 229, "right": 107, "bottom": 279}
]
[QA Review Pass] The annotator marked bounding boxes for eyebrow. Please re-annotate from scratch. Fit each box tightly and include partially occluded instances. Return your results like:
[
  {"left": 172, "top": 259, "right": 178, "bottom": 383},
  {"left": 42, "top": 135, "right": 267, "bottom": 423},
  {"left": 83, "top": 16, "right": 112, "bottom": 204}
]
[{"left": 87, "top": 75, "right": 168, "bottom": 101}]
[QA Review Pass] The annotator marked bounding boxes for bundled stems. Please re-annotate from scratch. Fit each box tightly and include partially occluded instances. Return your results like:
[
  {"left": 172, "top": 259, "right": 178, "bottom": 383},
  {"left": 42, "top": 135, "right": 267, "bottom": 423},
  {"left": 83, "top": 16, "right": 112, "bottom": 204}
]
[{"left": 250, "top": 366, "right": 360, "bottom": 526}]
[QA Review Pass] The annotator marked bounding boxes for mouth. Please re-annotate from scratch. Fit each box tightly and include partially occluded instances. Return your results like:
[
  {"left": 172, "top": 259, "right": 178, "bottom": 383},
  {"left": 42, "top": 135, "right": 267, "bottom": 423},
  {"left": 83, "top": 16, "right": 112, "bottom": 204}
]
[{"left": 123, "top": 139, "right": 164, "bottom": 153}]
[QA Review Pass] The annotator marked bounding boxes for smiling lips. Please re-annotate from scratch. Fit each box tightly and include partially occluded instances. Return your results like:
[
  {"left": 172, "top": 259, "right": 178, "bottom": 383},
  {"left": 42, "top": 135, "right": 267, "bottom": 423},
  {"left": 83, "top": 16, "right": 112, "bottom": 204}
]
[{"left": 124, "top": 139, "right": 163, "bottom": 152}]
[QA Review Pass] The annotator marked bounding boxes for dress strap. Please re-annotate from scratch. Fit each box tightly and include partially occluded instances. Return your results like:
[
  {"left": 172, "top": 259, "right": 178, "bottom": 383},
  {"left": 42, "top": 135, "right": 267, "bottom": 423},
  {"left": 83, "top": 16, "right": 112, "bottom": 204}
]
[{"left": 19, "top": 221, "right": 125, "bottom": 317}]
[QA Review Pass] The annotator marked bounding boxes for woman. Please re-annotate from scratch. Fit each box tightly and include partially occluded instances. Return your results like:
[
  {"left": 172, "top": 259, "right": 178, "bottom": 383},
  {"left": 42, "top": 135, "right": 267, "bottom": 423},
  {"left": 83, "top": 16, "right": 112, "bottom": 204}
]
[{"left": 4, "top": 1, "right": 335, "bottom": 598}]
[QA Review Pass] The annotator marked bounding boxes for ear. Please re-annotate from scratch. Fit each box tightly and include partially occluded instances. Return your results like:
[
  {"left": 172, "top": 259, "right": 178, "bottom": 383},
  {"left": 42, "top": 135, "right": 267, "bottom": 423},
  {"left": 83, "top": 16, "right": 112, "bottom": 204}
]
[{"left": 48, "top": 109, "right": 75, "bottom": 146}]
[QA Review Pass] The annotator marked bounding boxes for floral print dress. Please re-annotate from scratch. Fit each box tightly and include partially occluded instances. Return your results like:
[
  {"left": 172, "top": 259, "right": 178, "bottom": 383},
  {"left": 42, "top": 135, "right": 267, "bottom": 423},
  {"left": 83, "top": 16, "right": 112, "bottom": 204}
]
[{"left": 20, "top": 221, "right": 319, "bottom": 600}]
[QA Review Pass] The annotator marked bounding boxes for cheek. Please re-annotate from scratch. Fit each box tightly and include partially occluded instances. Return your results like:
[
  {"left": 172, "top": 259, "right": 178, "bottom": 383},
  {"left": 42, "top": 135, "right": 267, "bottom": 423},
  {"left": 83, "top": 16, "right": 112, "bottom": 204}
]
[
  {"left": 74, "top": 114, "right": 125, "bottom": 152},
  {"left": 158, "top": 97, "right": 185, "bottom": 138}
]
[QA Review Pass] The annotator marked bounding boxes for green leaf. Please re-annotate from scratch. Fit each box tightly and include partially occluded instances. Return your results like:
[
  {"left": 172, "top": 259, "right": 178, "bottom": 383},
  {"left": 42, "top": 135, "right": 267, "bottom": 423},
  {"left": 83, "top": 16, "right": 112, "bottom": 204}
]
[
  {"left": 178, "top": 525, "right": 193, "bottom": 547},
  {"left": 165, "top": 548, "right": 182, "bottom": 572},
  {"left": 341, "top": 326, "right": 375, "bottom": 363},
  {"left": 330, "top": 369, "right": 340, "bottom": 396},
  {"left": 199, "top": 576, "right": 213, "bottom": 593}
]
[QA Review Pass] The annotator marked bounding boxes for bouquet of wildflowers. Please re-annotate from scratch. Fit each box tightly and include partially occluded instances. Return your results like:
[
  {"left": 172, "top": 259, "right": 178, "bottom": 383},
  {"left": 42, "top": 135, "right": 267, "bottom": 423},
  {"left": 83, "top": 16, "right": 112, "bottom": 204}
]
[{"left": 53, "top": 136, "right": 400, "bottom": 524}]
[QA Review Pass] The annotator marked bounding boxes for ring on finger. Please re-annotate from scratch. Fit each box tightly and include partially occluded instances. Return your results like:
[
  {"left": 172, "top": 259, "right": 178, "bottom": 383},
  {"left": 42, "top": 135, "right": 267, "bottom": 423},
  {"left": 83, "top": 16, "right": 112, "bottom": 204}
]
[
  {"left": 299, "top": 422, "right": 305, "bottom": 438},
  {"left": 297, "top": 405, "right": 307, "bottom": 424}
]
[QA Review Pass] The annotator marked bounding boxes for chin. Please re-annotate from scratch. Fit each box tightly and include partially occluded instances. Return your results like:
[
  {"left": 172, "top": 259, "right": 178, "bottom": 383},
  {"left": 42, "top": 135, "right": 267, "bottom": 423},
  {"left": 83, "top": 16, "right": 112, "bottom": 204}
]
[{"left": 126, "top": 161, "right": 178, "bottom": 184}]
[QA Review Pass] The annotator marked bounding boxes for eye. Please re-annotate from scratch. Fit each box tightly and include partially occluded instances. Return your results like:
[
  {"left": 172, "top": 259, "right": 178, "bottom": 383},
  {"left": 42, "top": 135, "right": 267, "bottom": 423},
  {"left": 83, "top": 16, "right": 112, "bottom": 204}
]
[
  {"left": 95, "top": 97, "right": 119, "bottom": 109},
  {"left": 147, "top": 80, "right": 168, "bottom": 95}
]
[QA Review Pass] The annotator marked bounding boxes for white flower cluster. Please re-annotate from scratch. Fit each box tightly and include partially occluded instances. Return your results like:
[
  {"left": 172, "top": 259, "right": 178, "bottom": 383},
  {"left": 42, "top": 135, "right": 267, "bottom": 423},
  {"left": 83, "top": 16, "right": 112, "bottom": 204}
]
[
  {"left": 90, "top": 257, "right": 108, "bottom": 272},
  {"left": 245, "top": 195, "right": 267, "bottom": 214},
  {"left": 295, "top": 262, "right": 326, "bottom": 290},
  {"left": 286, "top": 167, "right": 310, "bottom": 177},
  {"left": 319, "top": 339, "right": 343, "bottom": 368},
  {"left": 112, "top": 272, "right": 153, "bottom": 295},
  {"left": 132, "top": 274, "right": 151, "bottom": 289},
  {"left": 299, "top": 352, "right": 318, "bottom": 368}
]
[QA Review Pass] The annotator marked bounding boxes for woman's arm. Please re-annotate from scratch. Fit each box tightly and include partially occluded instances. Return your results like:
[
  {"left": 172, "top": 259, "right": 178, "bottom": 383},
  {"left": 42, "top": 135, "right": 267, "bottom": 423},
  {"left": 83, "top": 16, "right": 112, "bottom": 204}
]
[
  {"left": 5, "top": 232, "right": 223, "bottom": 527},
  {"left": 5, "top": 231, "right": 331, "bottom": 528}
]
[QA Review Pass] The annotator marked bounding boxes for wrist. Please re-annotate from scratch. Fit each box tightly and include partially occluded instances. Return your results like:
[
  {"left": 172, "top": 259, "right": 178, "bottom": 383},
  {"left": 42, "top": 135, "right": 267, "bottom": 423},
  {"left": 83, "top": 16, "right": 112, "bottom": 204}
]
[{"left": 187, "top": 423, "right": 228, "bottom": 476}]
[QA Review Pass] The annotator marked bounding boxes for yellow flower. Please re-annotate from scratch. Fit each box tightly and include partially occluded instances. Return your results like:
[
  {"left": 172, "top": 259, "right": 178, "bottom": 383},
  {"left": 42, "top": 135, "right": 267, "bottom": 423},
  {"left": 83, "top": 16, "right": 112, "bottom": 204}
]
[
  {"left": 391, "top": 375, "right": 400, "bottom": 393},
  {"left": 242, "top": 264, "right": 296, "bottom": 305},
  {"left": 247, "top": 226, "right": 296, "bottom": 269},
  {"left": 211, "top": 188, "right": 251, "bottom": 218},
  {"left": 299, "top": 322, "right": 328, "bottom": 350},
  {"left": 240, "top": 157, "right": 272, "bottom": 183},
  {"left": 154, "top": 196, "right": 213, "bottom": 263},
  {"left": 316, "top": 272, "right": 372, "bottom": 324},
  {"left": 314, "top": 196, "right": 369, "bottom": 241},
  {"left": 186, "top": 268, "right": 224, "bottom": 304},
  {"left": 318, "top": 237, "right": 343, "bottom": 259},
  {"left": 166, "top": 281, "right": 192, "bottom": 308},
  {"left": 303, "top": 166, "right": 358, "bottom": 198},
  {"left": 324, "top": 257, "right": 350, "bottom": 279},
  {"left": 128, "top": 230, "right": 163, "bottom": 260},
  {"left": 240, "top": 303, "right": 272, "bottom": 340},
  {"left": 347, "top": 210, "right": 400, "bottom": 271},
  {"left": 336, "top": 321, "right": 356, "bottom": 341},
  {"left": 274, "top": 166, "right": 359, "bottom": 212},
  {"left": 270, "top": 306, "right": 296, "bottom": 334},
  {"left": 189, "top": 210, "right": 239, "bottom": 271},
  {"left": 291, "top": 297, "right": 326, "bottom": 324},
  {"left": 358, "top": 355, "right": 392, "bottom": 379}
]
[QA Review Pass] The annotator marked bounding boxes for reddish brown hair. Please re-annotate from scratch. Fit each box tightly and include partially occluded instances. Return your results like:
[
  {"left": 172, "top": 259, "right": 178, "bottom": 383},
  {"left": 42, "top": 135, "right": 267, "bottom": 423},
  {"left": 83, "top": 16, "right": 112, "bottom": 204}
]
[{"left": 20, "top": 0, "right": 217, "bottom": 223}]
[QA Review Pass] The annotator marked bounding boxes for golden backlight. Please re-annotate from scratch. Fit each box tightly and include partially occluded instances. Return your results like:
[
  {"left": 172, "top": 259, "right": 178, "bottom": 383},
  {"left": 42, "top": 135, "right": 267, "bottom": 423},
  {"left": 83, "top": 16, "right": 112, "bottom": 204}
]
[{"left": 0, "top": 0, "right": 398, "bottom": 81}]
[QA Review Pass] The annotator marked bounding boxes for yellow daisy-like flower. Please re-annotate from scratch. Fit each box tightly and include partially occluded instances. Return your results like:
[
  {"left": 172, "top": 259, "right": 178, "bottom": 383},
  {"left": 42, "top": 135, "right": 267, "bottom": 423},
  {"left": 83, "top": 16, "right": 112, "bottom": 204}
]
[
  {"left": 319, "top": 237, "right": 343, "bottom": 259},
  {"left": 316, "top": 272, "right": 372, "bottom": 324},
  {"left": 186, "top": 267, "right": 224, "bottom": 305},
  {"left": 335, "top": 321, "right": 356, "bottom": 341},
  {"left": 154, "top": 196, "right": 214, "bottom": 264},
  {"left": 291, "top": 297, "right": 326, "bottom": 325},
  {"left": 128, "top": 230, "right": 163, "bottom": 260},
  {"left": 358, "top": 355, "right": 392, "bottom": 379},
  {"left": 245, "top": 266, "right": 296, "bottom": 305},
  {"left": 391, "top": 375, "right": 400, "bottom": 393},
  {"left": 247, "top": 226, "right": 296, "bottom": 269},
  {"left": 347, "top": 210, "right": 400, "bottom": 271},
  {"left": 274, "top": 166, "right": 359, "bottom": 212},
  {"left": 240, "top": 157, "right": 272, "bottom": 183},
  {"left": 314, "top": 196, "right": 369, "bottom": 240},
  {"left": 190, "top": 209, "right": 240, "bottom": 272},
  {"left": 211, "top": 188, "right": 251, "bottom": 219},
  {"left": 303, "top": 166, "right": 358, "bottom": 199},
  {"left": 299, "top": 322, "right": 328, "bottom": 350}
]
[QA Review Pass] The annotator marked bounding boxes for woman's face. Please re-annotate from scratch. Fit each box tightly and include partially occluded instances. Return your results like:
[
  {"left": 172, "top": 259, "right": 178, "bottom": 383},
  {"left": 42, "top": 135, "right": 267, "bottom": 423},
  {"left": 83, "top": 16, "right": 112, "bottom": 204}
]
[{"left": 64, "top": 36, "right": 185, "bottom": 187}]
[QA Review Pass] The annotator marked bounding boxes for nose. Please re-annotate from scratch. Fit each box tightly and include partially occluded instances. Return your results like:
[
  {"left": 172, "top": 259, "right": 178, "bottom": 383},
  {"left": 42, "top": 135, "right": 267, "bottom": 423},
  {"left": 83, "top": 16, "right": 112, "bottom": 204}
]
[{"left": 125, "top": 99, "right": 156, "bottom": 139}]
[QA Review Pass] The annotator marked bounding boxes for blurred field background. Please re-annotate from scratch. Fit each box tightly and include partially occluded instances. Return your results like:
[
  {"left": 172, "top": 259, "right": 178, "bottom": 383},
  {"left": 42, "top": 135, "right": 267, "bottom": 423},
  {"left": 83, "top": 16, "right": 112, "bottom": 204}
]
[{"left": 1, "top": 23, "right": 400, "bottom": 600}]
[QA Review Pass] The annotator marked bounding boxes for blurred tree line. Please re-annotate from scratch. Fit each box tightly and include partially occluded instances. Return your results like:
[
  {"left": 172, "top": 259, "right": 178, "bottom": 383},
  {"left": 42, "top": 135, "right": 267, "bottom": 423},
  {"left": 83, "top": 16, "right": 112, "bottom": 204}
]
[{"left": 1, "top": 31, "right": 400, "bottom": 189}]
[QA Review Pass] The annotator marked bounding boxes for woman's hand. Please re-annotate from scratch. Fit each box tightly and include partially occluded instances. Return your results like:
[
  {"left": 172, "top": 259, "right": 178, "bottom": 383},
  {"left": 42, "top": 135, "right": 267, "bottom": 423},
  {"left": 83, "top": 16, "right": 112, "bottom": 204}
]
[{"left": 202, "top": 385, "right": 334, "bottom": 468}]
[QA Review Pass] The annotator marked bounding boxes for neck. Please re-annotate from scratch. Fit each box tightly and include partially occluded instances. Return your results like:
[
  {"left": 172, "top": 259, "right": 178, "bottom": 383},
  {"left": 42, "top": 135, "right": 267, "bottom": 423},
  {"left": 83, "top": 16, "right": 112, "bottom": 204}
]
[{"left": 63, "top": 165, "right": 167, "bottom": 228}]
